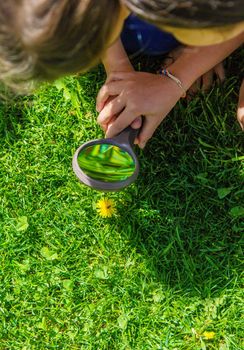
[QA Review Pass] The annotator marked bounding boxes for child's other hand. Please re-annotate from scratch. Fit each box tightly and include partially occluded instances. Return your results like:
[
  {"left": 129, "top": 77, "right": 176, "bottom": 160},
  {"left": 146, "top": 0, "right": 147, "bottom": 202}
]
[
  {"left": 96, "top": 71, "right": 182, "bottom": 148},
  {"left": 187, "top": 62, "right": 225, "bottom": 97},
  {"left": 237, "top": 79, "right": 244, "bottom": 131}
]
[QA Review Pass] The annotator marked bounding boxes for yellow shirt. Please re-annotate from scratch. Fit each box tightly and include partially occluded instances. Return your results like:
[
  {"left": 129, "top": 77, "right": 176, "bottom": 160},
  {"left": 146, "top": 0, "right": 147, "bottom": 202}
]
[
  {"left": 162, "top": 21, "right": 244, "bottom": 46},
  {"left": 121, "top": 4, "right": 244, "bottom": 46}
]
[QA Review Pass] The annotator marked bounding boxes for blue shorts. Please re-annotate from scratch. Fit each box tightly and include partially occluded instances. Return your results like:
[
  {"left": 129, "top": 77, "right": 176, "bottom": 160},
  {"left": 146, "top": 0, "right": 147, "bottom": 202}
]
[{"left": 121, "top": 14, "right": 180, "bottom": 56}]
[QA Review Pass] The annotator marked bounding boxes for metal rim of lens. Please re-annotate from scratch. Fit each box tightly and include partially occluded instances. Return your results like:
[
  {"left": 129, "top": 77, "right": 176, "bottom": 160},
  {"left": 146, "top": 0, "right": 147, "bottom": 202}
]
[{"left": 72, "top": 139, "right": 139, "bottom": 191}]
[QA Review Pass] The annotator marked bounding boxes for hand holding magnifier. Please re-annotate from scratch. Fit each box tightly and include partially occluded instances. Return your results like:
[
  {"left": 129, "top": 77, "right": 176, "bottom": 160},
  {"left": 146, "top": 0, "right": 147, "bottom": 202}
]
[{"left": 72, "top": 126, "right": 140, "bottom": 191}]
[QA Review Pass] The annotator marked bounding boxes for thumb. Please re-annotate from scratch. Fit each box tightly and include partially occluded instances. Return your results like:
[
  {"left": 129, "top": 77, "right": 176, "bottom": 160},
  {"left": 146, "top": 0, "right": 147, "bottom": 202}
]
[{"left": 237, "top": 79, "right": 244, "bottom": 131}]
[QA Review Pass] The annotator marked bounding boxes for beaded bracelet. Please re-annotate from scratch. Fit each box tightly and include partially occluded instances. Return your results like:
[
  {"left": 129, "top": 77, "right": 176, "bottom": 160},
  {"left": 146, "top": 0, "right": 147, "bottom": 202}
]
[{"left": 160, "top": 68, "right": 186, "bottom": 98}]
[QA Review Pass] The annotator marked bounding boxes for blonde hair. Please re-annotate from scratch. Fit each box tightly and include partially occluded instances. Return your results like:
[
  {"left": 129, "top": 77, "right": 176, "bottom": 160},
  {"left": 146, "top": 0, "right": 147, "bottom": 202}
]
[{"left": 0, "top": 0, "right": 120, "bottom": 92}]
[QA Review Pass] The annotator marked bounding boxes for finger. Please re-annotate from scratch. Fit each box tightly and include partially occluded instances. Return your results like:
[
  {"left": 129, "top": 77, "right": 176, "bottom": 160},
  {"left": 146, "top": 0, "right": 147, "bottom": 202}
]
[
  {"left": 187, "top": 79, "right": 200, "bottom": 100},
  {"left": 131, "top": 116, "right": 142, "bottom": 129},
  {"left": 237, "top": 79, "right": 244, "bottom": 131},
  {"left": 201, "top": 70, "right": 213, "bottom": 92},
  {"left": 96, "top": 80, "right": 127, "bottom": 112},
  {"left": 102, "top": 115, "right": 117, "bottom": 133},
  {"left": 106, "top": 117, "right": 142, "bottom": 144},
  {"left": 137, "top": 117, "right": 161, "bottom": 149},
  {"left": 97, "top": 96, "right": 125, "bottom": 126},
  {"left": 131, "top": 117, "right": 143, "bottom": 145},
  {"left": 105, "top": 108, "right": 138, "bottom": 138},
  {"left": 98, "top": 94, "right": 118, "bottom": 121},
  {"left": 214, "top": 62, "right": 225, "bottom": 83}
]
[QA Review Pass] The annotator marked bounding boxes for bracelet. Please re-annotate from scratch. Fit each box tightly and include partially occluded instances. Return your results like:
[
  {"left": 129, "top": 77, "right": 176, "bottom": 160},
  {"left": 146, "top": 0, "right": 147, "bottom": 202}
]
[{"left": 160, "top": 68, "right": 186, "bottom": 98}]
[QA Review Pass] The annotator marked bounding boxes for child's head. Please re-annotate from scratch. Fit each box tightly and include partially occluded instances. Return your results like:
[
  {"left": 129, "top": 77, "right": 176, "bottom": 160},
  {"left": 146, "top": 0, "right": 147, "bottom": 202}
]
[{"left": 0, "top": 0, "right": 121, "bottom": 91}]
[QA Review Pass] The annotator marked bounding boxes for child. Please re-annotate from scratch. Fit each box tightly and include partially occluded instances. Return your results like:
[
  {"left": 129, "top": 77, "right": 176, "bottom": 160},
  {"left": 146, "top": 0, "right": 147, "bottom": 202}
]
[
  {"left": 96, "top": 1, "right": 244, "bottom": 147},
  {"left": 0, "top": 1, "right": 243, "bottom": 144}
]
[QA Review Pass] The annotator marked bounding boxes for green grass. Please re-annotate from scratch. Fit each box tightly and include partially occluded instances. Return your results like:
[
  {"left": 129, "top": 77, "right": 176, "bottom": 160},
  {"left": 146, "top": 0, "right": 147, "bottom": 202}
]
[{"left": 0, "top": 50, "right": 243, "bottom": 349}]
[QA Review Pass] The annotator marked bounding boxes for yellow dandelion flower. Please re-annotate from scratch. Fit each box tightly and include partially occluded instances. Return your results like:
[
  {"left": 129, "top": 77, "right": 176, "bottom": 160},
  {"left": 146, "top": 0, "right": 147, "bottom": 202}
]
[
  {"left": 96, "top": 198, "right": 116, "bottom": 218},
  {"left": 203, "top": 331, "right": 216, "bottom": 340}
]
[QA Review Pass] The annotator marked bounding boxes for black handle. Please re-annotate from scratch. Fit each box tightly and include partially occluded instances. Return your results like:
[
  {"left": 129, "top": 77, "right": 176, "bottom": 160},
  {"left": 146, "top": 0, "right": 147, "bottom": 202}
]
[{"left": 113, "top": 126, "right": 140, "bottom": 147}]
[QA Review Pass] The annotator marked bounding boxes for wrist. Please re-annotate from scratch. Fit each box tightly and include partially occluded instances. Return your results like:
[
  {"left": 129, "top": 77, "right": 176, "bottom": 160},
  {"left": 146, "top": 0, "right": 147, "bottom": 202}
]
[
  {"left": 105, "top": 63, "right": 134, "bottom": 75},
  {"left": 169, "top": 64, "right": 196, "bottom": 91},
  {"left": 156, "top": 73, "right": 183, "bottom": 101},
  {"left": 166, "top": 47, "right": 205, "bottom": 90},
  {"left": 159, "top": 68, "right": 186, "bottom": 98}
]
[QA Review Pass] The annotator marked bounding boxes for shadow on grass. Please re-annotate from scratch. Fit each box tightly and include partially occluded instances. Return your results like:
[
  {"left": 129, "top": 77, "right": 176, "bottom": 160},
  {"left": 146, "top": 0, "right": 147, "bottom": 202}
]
[
  {"left": 116, "top": 85, "right": 243, "bottom": 298},
  {"left": 109, "top": 48, "right": 244, "bottom": 299}
]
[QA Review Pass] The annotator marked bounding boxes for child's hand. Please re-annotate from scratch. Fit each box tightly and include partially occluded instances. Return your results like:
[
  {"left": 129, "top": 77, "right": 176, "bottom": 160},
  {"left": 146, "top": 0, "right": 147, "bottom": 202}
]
[
  {"left": 97, "top": 93, "right": 143, "bottom": 141},
  {"left": 96, "top": 65, "right": 134, "bottom": 124},
  {"left": 187, "top": 62, "right": 225, "bottom": 97},
  {"left": 96, "top": 71, "right": 183, "bottom": 148},
  {"left": 237, "top": 79, "right": 244, "bottom": 131}
]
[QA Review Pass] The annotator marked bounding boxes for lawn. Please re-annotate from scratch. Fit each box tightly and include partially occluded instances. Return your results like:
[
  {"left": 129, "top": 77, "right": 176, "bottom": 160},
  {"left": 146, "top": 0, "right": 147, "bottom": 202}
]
[{"left": 0, "top": 49, "right": 243, "bottom": 349}]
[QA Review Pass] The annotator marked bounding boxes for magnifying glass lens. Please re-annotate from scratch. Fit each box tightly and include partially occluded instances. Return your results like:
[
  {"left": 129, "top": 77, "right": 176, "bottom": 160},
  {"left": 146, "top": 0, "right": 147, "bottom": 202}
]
[{"left": 77, "top": 144, "right": 136, "bottom": 182}]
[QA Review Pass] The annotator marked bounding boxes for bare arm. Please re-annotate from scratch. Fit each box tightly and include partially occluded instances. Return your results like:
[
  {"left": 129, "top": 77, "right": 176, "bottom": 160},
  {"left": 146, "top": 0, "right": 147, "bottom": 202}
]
[
  {"left": 102, "top": 37, "right": 133, "bottom": 74},
  {"left": 169, "top": 32, "right": 244, "bottom": 91},
  {"left": 97, "top": 31, "right": 244, "bottom": 147}
]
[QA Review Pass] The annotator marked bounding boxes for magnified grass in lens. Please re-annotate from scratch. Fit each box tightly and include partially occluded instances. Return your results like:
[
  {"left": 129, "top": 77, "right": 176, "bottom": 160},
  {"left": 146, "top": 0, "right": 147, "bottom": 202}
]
[{"left": 77, "top": 144, "right": 136, "bottom": 182}]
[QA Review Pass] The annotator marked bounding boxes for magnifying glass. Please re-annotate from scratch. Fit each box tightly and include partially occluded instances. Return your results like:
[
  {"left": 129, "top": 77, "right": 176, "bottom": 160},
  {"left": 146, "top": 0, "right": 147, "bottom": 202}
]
[{"left": 72, "top": 126, "right": 140, "bottom": 191}]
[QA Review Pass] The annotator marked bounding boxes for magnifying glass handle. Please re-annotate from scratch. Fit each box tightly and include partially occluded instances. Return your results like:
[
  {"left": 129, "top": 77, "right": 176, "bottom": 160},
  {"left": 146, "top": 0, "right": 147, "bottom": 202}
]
[{"left": 113, "top": 126, "right": 140, "bottom": 147}]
